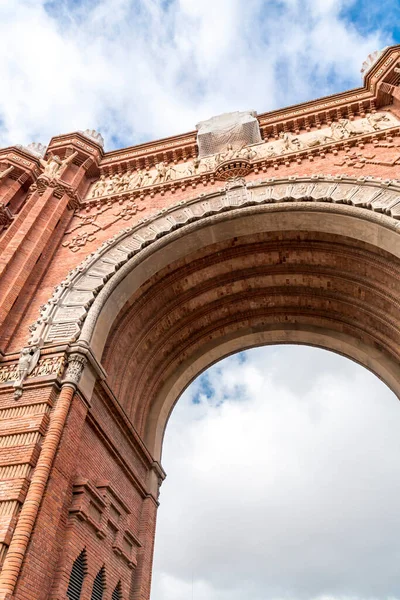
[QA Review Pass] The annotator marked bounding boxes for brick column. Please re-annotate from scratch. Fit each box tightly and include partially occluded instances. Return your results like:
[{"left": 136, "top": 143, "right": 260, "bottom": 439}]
[
  {"left": 130, "top": 466, "right": 163, "bottom": 600},
  {"left": 131, "top": 495, "right": 159, "bottom": 600},
  {"left": 0, "top": 354, "right": 87, "bottom": 600}
]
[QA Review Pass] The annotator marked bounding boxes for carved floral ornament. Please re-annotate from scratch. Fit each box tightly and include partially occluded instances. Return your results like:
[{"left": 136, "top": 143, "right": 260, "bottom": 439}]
[
  {"left": 26, "top": 174, "right": 400, "bottom": 350},
  {"left": 87, "top": 111, "right": 400, "bottom": 201}
]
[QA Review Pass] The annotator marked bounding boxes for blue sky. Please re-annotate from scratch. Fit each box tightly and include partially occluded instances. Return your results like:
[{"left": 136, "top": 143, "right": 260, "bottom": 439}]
[{"left": 1, "top": 0, "right": 400, "bottom": 151}]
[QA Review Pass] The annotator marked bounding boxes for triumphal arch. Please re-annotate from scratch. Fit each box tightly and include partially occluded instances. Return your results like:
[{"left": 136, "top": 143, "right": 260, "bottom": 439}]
[{"left": 0, "top": 46, "right": 399, "bottom": 598}]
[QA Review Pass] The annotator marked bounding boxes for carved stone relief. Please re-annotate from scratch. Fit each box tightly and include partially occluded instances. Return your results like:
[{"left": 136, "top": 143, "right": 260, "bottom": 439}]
[
  {"left": 62, "top": 199, "right": 146, "bottom": 251},
  {"left": 63, "top": 354, "right": 87, "bottom": 385},
  {"left": 0, "top": 355, "right": 65, "bottom": 385},
  {"left": 86, "top": 112, "right": 400, "bottom": 201},
  {"left": 26, "top": 175, "right": 400, "bottom": 349}
]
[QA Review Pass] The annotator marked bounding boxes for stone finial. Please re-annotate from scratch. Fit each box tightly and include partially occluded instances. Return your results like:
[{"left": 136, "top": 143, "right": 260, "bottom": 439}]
[
  {"left": 361, "top": 47, "right": 389, "bottom": 77},
  {"left": 15, "top": 142, "right": 47, "bottom": 158},
  {"left": 196, "top": 110, "right": 262, "bottom": 158},
  {"left": 80, "top": 129, "right": 104, "bottom": 148}
]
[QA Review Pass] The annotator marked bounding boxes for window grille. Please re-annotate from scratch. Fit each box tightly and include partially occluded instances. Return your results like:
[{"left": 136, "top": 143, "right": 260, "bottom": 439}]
[
  {"left": 112, "top": 581, "right": 122, "bottom": 600},
  {"left": 66, "top": 549, "right": 87, "bottom": 600},
  {"left": 90, "top": 566, "right": 106, "bottom": 600}
]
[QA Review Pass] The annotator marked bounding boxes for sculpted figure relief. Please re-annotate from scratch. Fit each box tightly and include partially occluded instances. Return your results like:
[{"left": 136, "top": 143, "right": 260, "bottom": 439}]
[
  {"left": 366, "top": 112, "right": 391, "bottom": 130},
  {"left": 86, "top": 111, "right": 400, "bottom": 200},
  {"left": 330, "top": 119, "right": 357, "bottom": 140},
  {"left": 153, "top": 162, "right": 167, "bottom": 185},
  {"left": 39, "top": 151, "right": 78, "bottom": 180},
  {"left": 280, "top": 132, "right": 302, "bottom": 151},
  {"left": 13, "top": 346, "right": 40, "bottom": 399},
  {"left": 90, "top": 175, "right": 107, "bottom": 197}
]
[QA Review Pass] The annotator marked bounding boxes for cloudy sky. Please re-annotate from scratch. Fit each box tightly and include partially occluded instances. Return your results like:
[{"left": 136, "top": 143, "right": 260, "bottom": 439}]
[
  {"left": 0, "top": 0, "right": 399, "bottom": 150},
  {"left": 153, "top": 347, "right": 400, "bottom": 600},
  {"left": 2, "top": 1, "right": 400, "bottom": 599}
]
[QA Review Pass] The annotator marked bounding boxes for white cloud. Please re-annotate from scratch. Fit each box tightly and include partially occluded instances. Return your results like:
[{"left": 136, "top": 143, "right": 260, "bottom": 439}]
[
  {"left": 0, "top": 0, "right": 391, "bottom": 150},
  {"left": 152, "top": 346, "right": 400, "bottom": 600}
]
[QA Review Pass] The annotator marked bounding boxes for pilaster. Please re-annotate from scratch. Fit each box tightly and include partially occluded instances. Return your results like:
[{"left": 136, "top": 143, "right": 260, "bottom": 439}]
[{"left": 0, "top": 134, "right": 103, "bottom": 355}]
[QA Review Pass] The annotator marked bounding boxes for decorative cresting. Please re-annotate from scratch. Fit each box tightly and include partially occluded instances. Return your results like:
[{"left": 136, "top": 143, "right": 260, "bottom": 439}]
[
  {"left": 27, "top": 175, "right": 400, "bottom": 349},
  {"left": 361, "top": 47, "right": 389, "bottom": 76}
]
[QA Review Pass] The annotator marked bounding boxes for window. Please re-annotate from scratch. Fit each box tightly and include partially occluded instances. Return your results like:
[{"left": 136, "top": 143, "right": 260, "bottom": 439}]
[
  {"left": 112, "top": 581, "right": 122, "bottom": 600},
  {"left": 66, "top": 549, "right": 87, "bottom": 600},
  {"left": 90, "top": 566, "right": 106, "bottom": 600}
]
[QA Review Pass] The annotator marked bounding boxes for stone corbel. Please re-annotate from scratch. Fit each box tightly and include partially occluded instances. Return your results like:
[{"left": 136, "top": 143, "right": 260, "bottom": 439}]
[{"left": 31, "top": 176, "right": 82, "bottom": 210}]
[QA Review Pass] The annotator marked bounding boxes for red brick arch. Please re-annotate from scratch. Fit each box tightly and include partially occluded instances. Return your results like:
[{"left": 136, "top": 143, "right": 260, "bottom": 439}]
[{"left": 34, "top": 176, "right": 400, "bottom": 460}]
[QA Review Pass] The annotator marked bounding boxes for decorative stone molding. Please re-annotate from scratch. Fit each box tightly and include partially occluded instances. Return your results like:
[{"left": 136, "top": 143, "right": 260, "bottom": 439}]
[
  {"left": 26, "top": 174, "right": 400, "bottom": 349},
  {"left": 62, "top": 354, "right": 87, "bottom": 386},
  {"left": 85, "top": 111, "right": 400, "bottom": 202},
  {"left": 29, "top": 176, "right": 81, "bottom": 210},
  {"left": 0, "top": 362, "right": 18, "bottom": 383},
  {"left": 80, "top": 129, "right": 104, "bottom": 148},
  {"left": 0, "top": 355, "right": 65, "bottom": 385}
]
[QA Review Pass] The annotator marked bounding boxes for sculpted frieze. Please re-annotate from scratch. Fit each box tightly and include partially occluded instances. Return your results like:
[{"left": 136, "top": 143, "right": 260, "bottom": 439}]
[
  {"left": 24, "top": 174, "right": 400, "bottom": 349},
  {"left": 0, "top": 355, "right": 65, "bottom": 385},
  {"left": 87, "top": 112, "right": 400, "bottom": 201}
]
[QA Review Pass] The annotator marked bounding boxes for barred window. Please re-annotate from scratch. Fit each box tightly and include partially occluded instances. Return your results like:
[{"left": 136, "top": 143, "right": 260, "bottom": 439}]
[
  {"left": 112, "top": 581, "right": 122, "bottom": 600},
  {"left": 66, "top": 549, "right": 87, "bottom": 600},
  {"left": 90, "top": 566, "right": 106, "bottom": 600}
]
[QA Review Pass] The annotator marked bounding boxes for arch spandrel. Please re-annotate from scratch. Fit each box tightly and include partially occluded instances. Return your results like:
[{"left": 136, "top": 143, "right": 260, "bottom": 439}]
[{"left": 25, "top": 175, "right": 400, "bottom": 458}]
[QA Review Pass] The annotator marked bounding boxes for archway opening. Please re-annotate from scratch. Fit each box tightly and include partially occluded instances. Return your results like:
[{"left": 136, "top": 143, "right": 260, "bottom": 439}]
[
  {"left": 57, "top": 192, "right": 400, "bottom": 600},
  {"left": 151, "top": 345, "right": 400, "bottom": 600}
]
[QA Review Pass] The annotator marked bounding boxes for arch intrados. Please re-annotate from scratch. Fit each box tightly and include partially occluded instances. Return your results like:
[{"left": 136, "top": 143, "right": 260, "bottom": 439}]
[
  {"left": 75, "top": 200, "right": 400, "bottom": 460},
  {"left": 87, "top": 202, "right": 400, "bottom": 360},
  {"left": 147, "top": 325, "right": 400, "bottom": 460}
]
